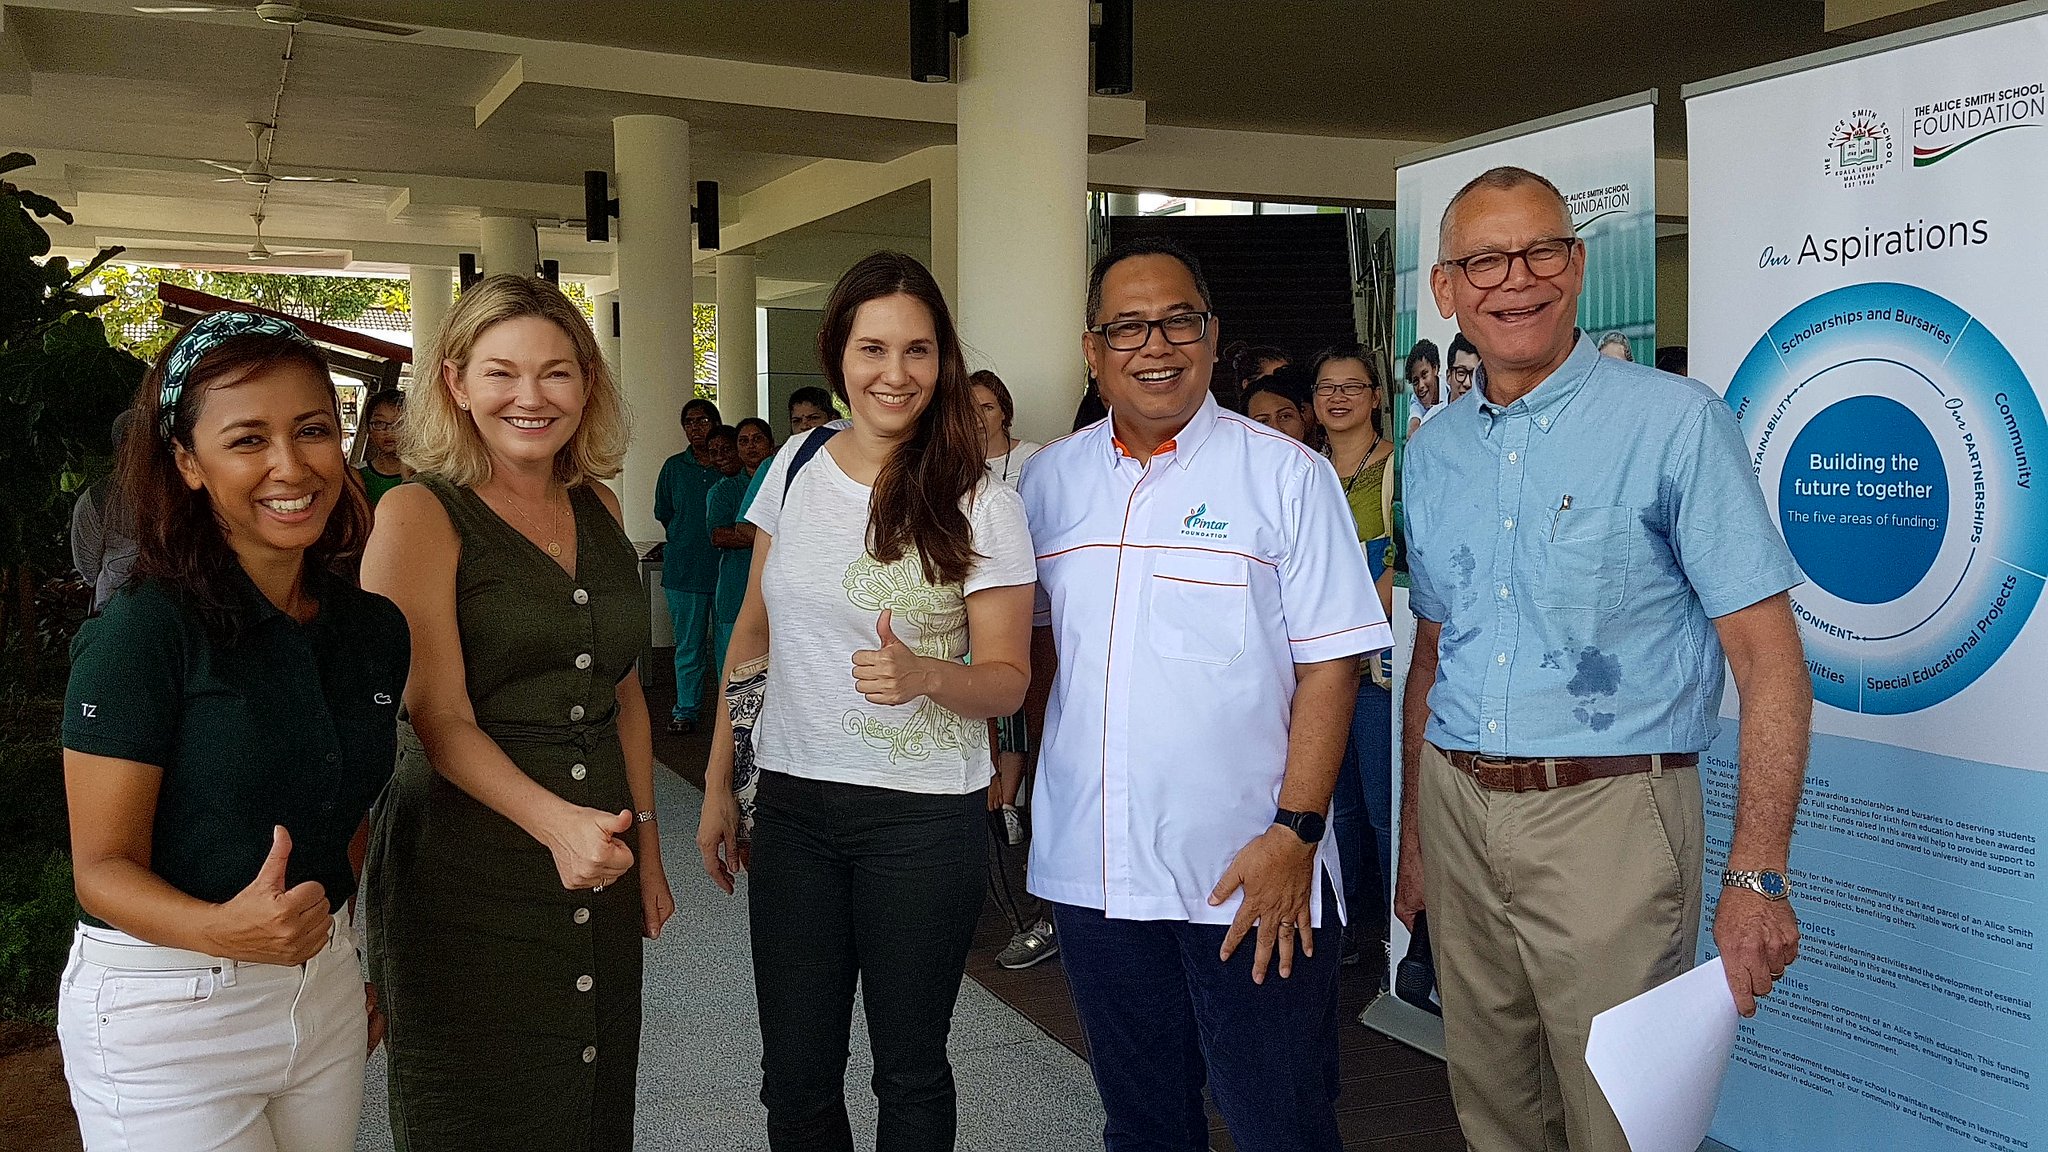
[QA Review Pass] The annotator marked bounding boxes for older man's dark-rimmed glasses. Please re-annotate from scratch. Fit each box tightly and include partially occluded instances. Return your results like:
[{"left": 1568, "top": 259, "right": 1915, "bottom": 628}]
[
  {"left": 1440, "top": 238, "right": 1579, "bottom": 290},
  {"left": 1088, "top": 311, "right": 1212, "bottom": 352}
]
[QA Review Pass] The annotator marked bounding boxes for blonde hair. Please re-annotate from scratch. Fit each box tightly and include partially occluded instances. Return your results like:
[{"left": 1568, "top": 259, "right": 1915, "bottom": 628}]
[{"left": 400, "top": 274, "right": 629, "bottom": 487}]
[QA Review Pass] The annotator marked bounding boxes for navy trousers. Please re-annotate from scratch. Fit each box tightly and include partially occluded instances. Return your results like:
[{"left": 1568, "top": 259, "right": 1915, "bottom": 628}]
[{"left": 1050, "top": 877, "right": 1344, "bottom": 1152}]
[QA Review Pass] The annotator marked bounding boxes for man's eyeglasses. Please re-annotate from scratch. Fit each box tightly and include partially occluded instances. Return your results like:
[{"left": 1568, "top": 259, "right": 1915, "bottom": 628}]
[
  {"left": 365, "top": 420, "right": 400, "bottom": 433},
  {"left": 1311, "top": 382, "right": 1375, "bottom": 399},
  {"left": 1088, "top": 311, "right": 1212, "bottom": 352},
  {"left": 1448, "top": 365, "right": 1477, "bottom": 383},
  {"left": 1440, "top": 237, "right": 1579, "bottom": 290}
]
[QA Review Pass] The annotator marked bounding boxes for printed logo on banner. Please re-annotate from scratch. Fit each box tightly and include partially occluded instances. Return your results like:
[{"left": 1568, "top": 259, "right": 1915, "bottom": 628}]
[
  {"left": 1822, "top": 110, "right": 1894, "bottom": 188},
  {"left": 1911, "top": 81, "right": 2047, "bottom": 167},
  {"left": 1566, "top": 183, "right": 1635, "bottom": 232}
]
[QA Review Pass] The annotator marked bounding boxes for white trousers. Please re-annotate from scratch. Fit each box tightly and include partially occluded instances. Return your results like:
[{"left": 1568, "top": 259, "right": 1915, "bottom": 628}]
[{"left": 57, "top": 915, "right": 366, "bottom": 1152}]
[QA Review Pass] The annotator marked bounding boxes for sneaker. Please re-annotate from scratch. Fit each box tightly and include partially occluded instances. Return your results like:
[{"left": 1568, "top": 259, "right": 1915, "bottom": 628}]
[
  {"left": 999, "top": 804, "right": 1025, "bottom": 847},
  {"left": 669, "top": 716, "right": 697, "bottom": 735},
  {"left": 996, "top": 920, "right": 1059, "bottom": 970}
]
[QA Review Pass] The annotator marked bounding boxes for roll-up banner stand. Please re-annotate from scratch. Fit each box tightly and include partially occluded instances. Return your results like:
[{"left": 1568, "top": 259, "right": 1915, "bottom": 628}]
[
  {"left": 1369, "top": 91, "right": 1659, "bottom": 1056},
  {"left": 1686, "top": 3, "right": 2048, "bottom": 1150}
]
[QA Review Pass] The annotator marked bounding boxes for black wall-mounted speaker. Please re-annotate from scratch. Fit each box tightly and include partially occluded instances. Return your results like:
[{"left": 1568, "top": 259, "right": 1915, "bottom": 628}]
[
  {"left": 1094, "top": 0, "right": 1134, "bottom": 95},
  {"left": 585, "top": 170, "right": 617, "bottom": 243},
  {"left": 910, "top": 0, "right": 967, "bottom": 83},
  {"left": 458, "top": 252, "right": 480, "bottom": 291},
  {"left": 694, "top": 181, "right": 720, "bottom": 250},
  {"left": 540, "top": 259, "right": 559, "bottom": 283},
  {"left": 611, "top": 300, "right": 621, "bottom": 339}
]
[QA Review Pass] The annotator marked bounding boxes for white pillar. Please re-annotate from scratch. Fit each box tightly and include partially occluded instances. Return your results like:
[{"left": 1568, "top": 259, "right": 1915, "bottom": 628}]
[
  {"left": 956, "top": 0, "right": 1089, "bottom": 443},
  {"left": 613, "top": 114, "right": 692, "bottom": 542},
  {"left": 928, "top": 164, "right": 959, "bottom": 308},
  {"left": 406, "top": 265, "right": 453, "bottom": 369},
  {"left": 714, "top": 253, "right": 758, "bottom": 423},
  {"left": 592, "top": 289, "right": 622, "bottom": 386},
  {"left": 479, "top": 213, "right": 539, "bottom": 280},
  {"left": 591, "top": 289, "right": 623, "bottom": 505}
]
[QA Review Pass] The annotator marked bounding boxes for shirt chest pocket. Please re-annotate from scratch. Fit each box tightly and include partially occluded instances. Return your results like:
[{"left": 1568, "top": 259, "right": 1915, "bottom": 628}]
[
  {"left": 1533, "top": 504, "right": 1632, "bottom": 611},
  {"left": 1147, "top": 552, "right": 1249, "bottom": 665}
]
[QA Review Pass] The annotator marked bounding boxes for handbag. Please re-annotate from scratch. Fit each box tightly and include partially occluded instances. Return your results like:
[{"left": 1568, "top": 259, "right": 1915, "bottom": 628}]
[{"left": 723, "top": 426, "right": 839, "bottom": 838}]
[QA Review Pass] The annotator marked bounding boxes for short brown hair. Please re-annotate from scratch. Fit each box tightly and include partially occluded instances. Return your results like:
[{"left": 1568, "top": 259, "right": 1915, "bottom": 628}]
[
  {"left": 401, "top": 275, "right": 628, "bottom": 487},
  {"left": 1438, "top": 166, "right": 1572, "bottom": 255}
]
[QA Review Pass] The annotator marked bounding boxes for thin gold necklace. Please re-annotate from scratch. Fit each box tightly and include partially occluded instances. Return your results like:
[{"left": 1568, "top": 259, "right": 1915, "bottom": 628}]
[{"left": 503, "top": 486, "right": 568, "bottom": 558}]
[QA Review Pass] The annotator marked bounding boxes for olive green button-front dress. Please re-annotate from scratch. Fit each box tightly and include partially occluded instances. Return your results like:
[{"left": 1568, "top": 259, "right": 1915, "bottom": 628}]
[{"left": 366, "top": 475, "right": 651, "bottom": 1151}]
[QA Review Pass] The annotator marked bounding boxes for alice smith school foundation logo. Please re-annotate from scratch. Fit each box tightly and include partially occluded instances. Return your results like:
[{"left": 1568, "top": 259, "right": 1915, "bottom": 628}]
[{"left": 1823, "top": 110, "right": 1894, "bottom": 188}]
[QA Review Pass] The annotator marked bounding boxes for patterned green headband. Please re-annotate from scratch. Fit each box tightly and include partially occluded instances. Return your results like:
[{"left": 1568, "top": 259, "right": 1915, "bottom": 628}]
[{"left": 159, "top": 311, "right": 321, "bottom": 442}]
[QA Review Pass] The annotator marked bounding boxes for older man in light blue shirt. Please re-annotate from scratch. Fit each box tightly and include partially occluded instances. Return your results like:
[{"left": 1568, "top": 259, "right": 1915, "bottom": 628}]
[{"left": 1395, "top": 166, "right": 1812, "bottom": 1152}]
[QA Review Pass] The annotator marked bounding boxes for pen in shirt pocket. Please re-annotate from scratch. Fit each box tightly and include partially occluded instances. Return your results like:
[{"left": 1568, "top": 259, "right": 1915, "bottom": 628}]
[{"left": 1549, "top": 493, "right": 1572, "bottom": 540}]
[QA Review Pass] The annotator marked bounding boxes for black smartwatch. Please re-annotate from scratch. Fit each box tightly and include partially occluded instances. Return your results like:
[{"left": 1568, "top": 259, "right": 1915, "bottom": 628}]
[{"left": 1273, "top": 808, "right": 1326, "bottom": 844}]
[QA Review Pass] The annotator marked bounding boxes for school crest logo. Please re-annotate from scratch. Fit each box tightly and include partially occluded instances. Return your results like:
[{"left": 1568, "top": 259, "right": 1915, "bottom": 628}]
[{"left": 1822, "top": 110, "right": 1893, "bottom": 189}]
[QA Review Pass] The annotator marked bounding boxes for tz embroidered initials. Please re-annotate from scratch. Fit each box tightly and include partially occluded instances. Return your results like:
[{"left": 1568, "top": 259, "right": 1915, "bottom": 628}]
[{"left": 80, "top": 703, "right": 97, "bottom": 718}]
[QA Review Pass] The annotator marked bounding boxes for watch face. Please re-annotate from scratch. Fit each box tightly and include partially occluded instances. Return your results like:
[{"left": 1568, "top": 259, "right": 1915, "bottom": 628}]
[{"left": 1759, "top": 872, "right": 1788, "bottom": 898}]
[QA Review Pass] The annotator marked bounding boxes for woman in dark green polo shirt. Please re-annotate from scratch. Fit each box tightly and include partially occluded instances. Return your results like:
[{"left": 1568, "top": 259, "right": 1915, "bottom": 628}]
[
  {"left": 360, "top": 275, "right": 667, "bottom": 1151},
  {"left": 58, "top": 311, "right": 409, "bottom": 1152}
]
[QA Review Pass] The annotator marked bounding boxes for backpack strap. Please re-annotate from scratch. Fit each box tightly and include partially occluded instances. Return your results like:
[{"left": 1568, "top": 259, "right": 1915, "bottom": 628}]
[{"left": 782, "top": 426, "right": 841, "bottom": 500}]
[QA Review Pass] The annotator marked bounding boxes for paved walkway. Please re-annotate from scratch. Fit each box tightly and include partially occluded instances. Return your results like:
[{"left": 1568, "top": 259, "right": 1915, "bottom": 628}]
[{"left": 355, "top": 762, "right": 1106, "bottom": 1151}]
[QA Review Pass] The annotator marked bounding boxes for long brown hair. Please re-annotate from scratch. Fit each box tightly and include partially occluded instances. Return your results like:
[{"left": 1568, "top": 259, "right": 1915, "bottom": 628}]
[
  {"left": 117, "top": 326, "right": 370, "bottom": 641},
  {"left": 817, "top": 251, "right": 985, "bottom": 586}
]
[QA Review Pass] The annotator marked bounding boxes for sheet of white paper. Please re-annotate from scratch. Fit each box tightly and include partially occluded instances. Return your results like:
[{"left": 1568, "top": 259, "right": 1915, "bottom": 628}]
[{"left": 1586, "top": 956, "right": 1741, "bottom": 1152}]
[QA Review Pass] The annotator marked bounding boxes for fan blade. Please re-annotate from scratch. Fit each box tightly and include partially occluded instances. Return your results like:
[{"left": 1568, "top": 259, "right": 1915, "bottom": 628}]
[
  {"left": 213, "top": 176, "right": 242, "bottom": 182},
  {"left": 305, "top": 12, "right": 419, "bottom": 35},
  {"left": 133, "top": 6, "right": 254, "bottom": 12},
  {"left": 197, "top": 159, "right": 247, "bottom": 173},
  {"left": 276, "top": 174, "right": 359, "bottom": 183}
]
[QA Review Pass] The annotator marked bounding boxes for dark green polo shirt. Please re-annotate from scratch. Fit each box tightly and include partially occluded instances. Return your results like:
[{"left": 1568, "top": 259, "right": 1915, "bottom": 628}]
[{"left": 62, "top": 570, "right": 409, "bottom": 928}]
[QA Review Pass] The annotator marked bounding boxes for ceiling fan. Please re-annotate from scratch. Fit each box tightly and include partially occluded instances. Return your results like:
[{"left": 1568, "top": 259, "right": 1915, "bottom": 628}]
[
  {"left": 243, "top": 212, "right": 327, "bottom": 262},
  {"left": 132, "top": 3, "right": 420, "bottom": 36},
  {"left": 199, "top": 121, "right": 357, "bottom": 187}
]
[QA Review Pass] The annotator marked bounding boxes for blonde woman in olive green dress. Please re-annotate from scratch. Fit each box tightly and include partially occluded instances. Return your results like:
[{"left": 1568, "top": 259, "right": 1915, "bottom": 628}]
[{"left": 361, "top": 275, "right": 671, "bottom": 1150}]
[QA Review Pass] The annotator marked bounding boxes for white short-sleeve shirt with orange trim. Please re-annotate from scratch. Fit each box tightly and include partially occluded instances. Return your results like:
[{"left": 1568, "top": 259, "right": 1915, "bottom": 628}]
[{"left": 1019, "top": 395, "right": 1392, "bottom": 926}]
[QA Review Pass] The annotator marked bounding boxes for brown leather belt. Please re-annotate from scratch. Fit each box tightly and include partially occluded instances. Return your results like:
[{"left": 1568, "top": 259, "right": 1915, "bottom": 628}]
[{"left": 1442, "top": 748, "right": 1698, "bottom": 793}]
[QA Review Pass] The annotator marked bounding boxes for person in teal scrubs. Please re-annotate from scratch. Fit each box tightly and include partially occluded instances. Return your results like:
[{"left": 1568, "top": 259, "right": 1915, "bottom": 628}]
[
  {"left": 702, "top": 425, "right": 749, "bottom": 682},
  {"left": 653, "top": 397, "right": 722, "bottom": 732}
]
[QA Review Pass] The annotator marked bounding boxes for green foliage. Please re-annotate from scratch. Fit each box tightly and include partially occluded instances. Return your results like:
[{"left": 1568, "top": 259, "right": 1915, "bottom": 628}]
[
  {"left": 695, "top": 302, "right": 717, "bottom": 387},
  {"left": 92, "top": 263, "right": 402, "bottom": 361},
  {"left": 0, "top": 690, "right": 70, "bottom": 1023},
  {"left": 0, "top": 154, "right": 148, "bottom": 578}
]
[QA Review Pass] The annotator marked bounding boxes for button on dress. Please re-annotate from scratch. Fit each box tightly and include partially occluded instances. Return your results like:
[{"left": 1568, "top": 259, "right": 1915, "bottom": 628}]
[{"left": 366, "top": 476, "right": 650, "bottom": 1151}]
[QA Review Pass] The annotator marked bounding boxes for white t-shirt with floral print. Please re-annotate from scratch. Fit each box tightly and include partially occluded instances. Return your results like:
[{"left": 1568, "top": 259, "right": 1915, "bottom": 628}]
[{"left": 746, "top": 429, "right": 1037, "bottom": 795}]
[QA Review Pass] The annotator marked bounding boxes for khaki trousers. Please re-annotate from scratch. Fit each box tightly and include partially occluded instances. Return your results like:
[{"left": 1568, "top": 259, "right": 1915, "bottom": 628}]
[{"left": 1419, "top": 742, "right": 1704, "bottom": 1152}]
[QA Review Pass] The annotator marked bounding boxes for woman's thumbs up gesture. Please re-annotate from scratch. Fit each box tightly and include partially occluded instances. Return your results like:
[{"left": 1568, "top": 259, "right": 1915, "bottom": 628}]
[{"left": 851, "top": 608, "right": 932, "bottom": 706}]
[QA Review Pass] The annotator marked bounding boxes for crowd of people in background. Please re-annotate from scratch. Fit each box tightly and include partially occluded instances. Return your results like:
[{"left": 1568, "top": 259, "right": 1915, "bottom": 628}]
[{"left": 51, "top": 165, "right": 1755, "bottom": 1152}]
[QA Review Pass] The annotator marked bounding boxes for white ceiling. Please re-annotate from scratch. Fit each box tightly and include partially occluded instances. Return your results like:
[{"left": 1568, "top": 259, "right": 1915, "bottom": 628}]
[{"left": 2, "top": 0, "right": 2005, "bottom": 283}]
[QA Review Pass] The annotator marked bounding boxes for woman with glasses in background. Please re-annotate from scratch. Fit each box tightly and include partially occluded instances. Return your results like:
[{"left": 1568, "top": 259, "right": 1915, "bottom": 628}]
[{"left": 1311, "top": 341, "right": 1397, "bottom": 977}]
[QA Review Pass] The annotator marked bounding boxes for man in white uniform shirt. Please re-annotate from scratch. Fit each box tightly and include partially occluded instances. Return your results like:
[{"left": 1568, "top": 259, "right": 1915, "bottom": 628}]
[{"left": 1019, "top": 237, "right": 1391, "bottom": 1152}]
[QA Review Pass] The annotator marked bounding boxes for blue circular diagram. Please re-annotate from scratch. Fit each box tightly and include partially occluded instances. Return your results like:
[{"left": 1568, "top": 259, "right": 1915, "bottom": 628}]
[
  {"left": 1726, "top": 282, "right": 2047, "bottom": 714},
  {"left": 1780, "top": 395, "right": 1947, "bottom": 605}
]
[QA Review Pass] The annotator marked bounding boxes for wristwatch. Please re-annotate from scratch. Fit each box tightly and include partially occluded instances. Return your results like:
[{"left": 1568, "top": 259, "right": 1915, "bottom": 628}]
[
  {"left": 1721, "top": 868, "right": 1790, "bottom": 901},
  {"left": 1273, "top": 808, "right": 1326, "bottom": 844}
]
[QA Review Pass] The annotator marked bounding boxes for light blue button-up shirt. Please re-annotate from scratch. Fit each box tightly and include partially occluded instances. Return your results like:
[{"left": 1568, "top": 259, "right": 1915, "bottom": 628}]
[{"left": 1404, "top": 333, "right": 1801, "bottom": 756}]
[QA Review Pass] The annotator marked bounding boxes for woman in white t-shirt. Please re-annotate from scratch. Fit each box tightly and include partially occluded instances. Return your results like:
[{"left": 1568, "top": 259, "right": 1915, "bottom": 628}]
[
  {"left": 970, "top": 369, "right": 1042, "bottom": 490},
  {"left": 696, "top": 251, "right": 1036, "bottom": 1149}
]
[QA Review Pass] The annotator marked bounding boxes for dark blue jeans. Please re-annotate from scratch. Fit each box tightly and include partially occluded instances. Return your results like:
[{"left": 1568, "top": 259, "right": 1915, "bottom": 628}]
[
  {"left": 1331, "top": 678, "right": 1394, "bottom": 944},
  {"left": 1051, "top": 879, "right": 1343, "bottom": 1152}
]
